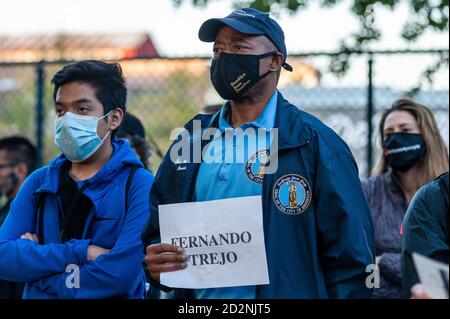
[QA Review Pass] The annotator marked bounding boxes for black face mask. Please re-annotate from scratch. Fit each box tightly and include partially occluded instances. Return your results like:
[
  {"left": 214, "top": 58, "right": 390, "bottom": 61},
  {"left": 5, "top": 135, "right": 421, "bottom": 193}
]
[
  {"left": 210, "top": 51, "right": 276, "bottom": 100},
  {"left": 383, "top": 132, "right": 426, "bottom": 172}
]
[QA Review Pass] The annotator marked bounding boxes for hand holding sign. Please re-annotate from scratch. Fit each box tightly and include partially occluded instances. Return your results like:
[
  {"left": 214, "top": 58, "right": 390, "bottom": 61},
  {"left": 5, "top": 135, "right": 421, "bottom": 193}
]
[
  {"left": 144, "top": 243, "right": 187, "bottom": 282},
  {"left": 157, "top": 196, "right": 269, "bottom": 289},
  {"left": 412, "top": 252, "right": 449, "bottom": 299}
]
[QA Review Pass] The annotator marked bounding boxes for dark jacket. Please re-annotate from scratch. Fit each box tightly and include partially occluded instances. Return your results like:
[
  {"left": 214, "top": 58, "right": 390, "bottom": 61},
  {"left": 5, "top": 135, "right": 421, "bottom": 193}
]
[
  {"left": 401, "top": 172, "right": 449, "bottom": 298},
  {"left": 362, "top": 170, "right": 407, "bottom": 299},
  {"left": 142, "top": 92, "right": 375, "bottom": 299}
]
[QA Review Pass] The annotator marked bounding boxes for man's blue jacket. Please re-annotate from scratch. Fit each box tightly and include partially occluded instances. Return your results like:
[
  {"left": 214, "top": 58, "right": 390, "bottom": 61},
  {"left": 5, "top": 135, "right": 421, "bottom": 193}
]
[
  {"left": 0, "top": 139, "right": 154, "bottom": 298},
  {"left": 142, "top": 92, "right": 375, "bottom": 298}
]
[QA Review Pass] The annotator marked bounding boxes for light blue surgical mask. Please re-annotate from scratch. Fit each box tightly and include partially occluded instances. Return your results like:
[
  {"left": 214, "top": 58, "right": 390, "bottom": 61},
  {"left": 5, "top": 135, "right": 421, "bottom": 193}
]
[{"left": 54, "top": 111, "right": 111, "bottom": 162}]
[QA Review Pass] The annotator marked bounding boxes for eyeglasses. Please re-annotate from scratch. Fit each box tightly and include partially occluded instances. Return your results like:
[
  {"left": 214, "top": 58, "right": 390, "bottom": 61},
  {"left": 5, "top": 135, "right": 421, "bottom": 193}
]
[{"left": 0, "top": 163, "right": 15, "bottom": 169}]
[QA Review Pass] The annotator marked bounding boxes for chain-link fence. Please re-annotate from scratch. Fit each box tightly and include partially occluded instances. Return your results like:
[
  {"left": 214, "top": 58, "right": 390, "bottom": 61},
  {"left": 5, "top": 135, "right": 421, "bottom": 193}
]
[{"left": 0, "top": 50, "right": 448, "bottom": 175}]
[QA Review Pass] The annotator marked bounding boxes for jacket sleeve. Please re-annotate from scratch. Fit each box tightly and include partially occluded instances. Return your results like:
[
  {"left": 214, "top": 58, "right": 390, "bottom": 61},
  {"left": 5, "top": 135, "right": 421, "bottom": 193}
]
[
  {"left": 401, "top": 181, "right": 449, "bottom": 297},
  {"left": 314, "top": 135, "right": 375, "bottom": 299},
  {"left": 0, "top": 171, "right": 89, "bottom": 282},
  {"left": 34, "top": 170, "right": 154, "bottom": 298}
]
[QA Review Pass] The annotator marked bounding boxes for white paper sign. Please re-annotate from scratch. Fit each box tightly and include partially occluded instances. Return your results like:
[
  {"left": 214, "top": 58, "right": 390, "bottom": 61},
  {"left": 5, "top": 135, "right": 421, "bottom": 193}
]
[
  {"left": 412, "top": 252, "right": 449, "bottom": 299},
  {"left": 159, "top": 196, "right": 269, "bottom": 289}
]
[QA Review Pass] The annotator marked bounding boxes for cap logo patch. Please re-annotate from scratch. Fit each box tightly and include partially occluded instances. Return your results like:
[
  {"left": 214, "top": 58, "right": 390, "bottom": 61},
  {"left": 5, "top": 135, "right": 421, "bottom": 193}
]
[{"left": 232, "top": 9, "right": 256, "bottom": 18}]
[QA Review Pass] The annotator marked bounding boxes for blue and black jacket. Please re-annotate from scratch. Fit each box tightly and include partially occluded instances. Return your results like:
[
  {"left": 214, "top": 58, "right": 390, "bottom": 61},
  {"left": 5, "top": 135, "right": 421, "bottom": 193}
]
[{"left": 0, "top": 139, "right": 154, "bottom": 298}]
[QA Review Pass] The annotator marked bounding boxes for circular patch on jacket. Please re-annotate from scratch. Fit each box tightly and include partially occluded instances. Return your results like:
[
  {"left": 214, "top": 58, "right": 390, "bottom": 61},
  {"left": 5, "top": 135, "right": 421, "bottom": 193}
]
[
  {"left": 245, "top": 149, "right": 269, "bottom": 184},
  {"left": 273, "top": 174, "right": 312, "bottom": 215}
]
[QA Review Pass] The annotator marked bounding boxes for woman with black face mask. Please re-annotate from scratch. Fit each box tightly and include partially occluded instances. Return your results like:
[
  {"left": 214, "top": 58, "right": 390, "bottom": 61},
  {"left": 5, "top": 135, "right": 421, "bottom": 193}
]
[{"left": 362, "top": 98, "right": 449, "bottom": 299}]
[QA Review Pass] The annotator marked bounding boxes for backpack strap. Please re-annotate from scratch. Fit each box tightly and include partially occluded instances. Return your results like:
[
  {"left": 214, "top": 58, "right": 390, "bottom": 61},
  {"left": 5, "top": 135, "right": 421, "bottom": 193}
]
[
  {"left": 125, "top": 166, "right": 139, "bottom": 213},
  {"left": 84, "top": 165, "right": 139, "bottom": 239},
  {"left": 37, "top": 192, "right": 47, "bottom": 245}
]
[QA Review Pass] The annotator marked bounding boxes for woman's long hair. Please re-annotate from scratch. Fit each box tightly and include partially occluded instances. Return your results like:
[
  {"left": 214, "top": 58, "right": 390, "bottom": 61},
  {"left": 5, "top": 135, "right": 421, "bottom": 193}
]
[{"left": 373, "top": 98, "right": 449, "bottom": 187}]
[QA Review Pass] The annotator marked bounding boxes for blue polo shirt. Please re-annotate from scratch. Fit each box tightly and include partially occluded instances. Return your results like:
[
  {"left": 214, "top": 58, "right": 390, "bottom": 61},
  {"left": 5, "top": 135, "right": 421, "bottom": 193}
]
[{"left": 194, "top": 90, "right": 278, "bottom": 299}]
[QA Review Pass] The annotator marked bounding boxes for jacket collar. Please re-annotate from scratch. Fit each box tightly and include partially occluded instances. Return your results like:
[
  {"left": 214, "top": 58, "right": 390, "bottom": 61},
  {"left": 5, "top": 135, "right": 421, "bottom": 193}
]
[
  {"left": 218, "top": 91, "right": 278, "bottom": 131},
  {"left": 273, "top": 92, "right": 312, "bottom": 150},
  {"left": 34, "top": 165, "right": 62, "bottom": 195},
  {"left": 33, "top": 139, "right": 142, "bottom": 195},
  {"left": 204, "top": 91, "right": 312, "bottom": 150}
]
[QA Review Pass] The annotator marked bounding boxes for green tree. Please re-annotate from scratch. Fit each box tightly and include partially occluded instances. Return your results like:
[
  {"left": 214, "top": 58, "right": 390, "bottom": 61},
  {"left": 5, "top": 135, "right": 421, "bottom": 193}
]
[
  {"left": 174, "top": 0, "right": 448, "bottom": 49},
  {"left": 173, "top": 0, "right": 449, "bottom": 87}
]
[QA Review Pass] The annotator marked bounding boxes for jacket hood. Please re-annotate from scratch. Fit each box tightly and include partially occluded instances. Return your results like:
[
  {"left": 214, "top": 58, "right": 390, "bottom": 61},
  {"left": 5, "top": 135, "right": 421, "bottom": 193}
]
[{"left": 36, "top": 139, "right": 142, "bottom": 194}]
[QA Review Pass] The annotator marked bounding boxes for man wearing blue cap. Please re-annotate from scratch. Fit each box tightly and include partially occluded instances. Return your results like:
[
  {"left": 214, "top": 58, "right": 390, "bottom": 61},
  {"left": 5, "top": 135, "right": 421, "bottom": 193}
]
[{"left": 143, "top": 8, "right": 374, "bottom": 298}]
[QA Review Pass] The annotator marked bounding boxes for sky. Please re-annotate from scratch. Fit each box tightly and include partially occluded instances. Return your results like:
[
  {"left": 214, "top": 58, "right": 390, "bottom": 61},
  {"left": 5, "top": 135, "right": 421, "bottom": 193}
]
[
  {"left": 0, "top": 0, "right": 448, "bottom": 56},
  {"left": 0, "top": 0, "right": 448, "bottom": 90}
]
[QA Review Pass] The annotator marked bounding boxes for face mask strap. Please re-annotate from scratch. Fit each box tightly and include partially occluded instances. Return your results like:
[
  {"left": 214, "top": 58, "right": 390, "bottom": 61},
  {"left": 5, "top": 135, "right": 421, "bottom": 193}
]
[
  {"left": 99, "top": 110, "right": 113, "bottom": 121},
  {"left": 55, "top": 110, "right": 113, "bottom": 124},
  {"left": 101, "top": 130, "right": 111, "bottom": 143},
  {"left": 259, "top": 69, "right": 273, "bottom": 80},
  {"left": 99, "top": 111, "right": 113, "bottom": 143},
  {"left": 258, "top": 51, "right": 279, "bottom": 78},
  {"left": 259, "top": 51, "right": 278, "bottom": 59}
]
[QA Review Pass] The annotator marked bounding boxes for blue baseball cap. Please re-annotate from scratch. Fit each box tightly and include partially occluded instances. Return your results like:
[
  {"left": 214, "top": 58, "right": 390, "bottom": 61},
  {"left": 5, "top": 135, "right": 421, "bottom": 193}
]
[{"left": 199, "top": 8, "right": 293, "bottom": 72}]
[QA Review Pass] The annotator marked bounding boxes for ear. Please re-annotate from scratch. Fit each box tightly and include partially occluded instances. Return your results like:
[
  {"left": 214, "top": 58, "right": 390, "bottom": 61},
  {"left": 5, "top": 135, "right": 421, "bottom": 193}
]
[
  {"left": 269, "top": 52, "right": 284, "bottom": 72},
  {"left": 108, "top": 108, "right": 124, "bottom": 131}
]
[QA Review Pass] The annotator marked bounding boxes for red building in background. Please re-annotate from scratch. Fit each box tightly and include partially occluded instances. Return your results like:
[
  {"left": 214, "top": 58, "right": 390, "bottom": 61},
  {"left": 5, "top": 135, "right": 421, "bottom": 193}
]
[{"left": 0, "top": 33, "right": 159, "bottom": 62}]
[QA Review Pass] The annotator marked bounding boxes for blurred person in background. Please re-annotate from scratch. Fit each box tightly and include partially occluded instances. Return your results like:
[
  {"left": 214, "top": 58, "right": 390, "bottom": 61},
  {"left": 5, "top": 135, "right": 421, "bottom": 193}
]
[
  {"left": 0, "top": 136, "right": 36, "bottom": 299},
  {"left": 117, "top": 113, "right": 152, "bottom": 171},
  {"left": 402, "top": 172, "right": 448, "bottom": 299},
  {"left": 362, "top": 98, "right": 449, "bottom": 299}
]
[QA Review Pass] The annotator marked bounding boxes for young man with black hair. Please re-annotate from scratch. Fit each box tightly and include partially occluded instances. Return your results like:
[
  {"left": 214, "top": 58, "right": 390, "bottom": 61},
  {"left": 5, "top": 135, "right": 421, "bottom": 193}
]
[
  {"left": 0, "top": 60, "right": 154, "bottom": 298},
  {"left": 0, "top": 136, "right": 36, "bottom": 299}
]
